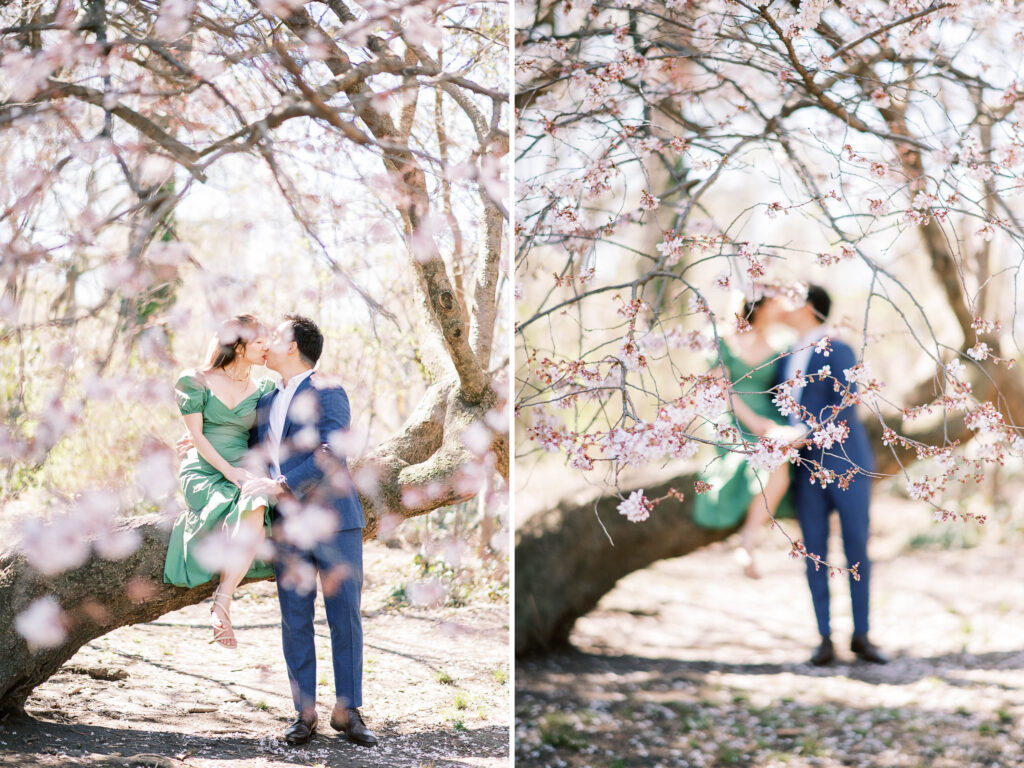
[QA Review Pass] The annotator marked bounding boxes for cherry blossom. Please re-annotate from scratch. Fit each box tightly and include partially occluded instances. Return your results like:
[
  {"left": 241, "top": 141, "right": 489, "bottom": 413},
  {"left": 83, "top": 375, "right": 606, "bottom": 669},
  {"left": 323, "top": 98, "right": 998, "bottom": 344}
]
[
  {"left": 406, "top": 577, "right": 447, "bottom": 607},
  {"left": 617, "top": 490, "right": 652, "bottom": 523},
  {"left": 516, "top": 0, "right": 1024, "bottom": 581},
  {"left": 656, "top": 233, "right": 687, "bottom": 265},
  {"left": 15, "top": 597, "right": 69, "bottom": 651},
  {"left": 812, "top": 421, "right": 850, "bottom": 451},
  {"left": 747, "top": 437, "right": 797, "bottom": 473}
]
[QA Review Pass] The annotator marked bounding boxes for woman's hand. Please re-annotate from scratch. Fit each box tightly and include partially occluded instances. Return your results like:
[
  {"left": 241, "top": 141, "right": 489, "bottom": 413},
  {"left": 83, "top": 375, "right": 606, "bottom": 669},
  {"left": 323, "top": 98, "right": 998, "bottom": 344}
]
[
  {"left": 224, "top": 467, "right": 255, "bottom": 488},
  {"left": 176, "top": 433, "right": 194, "bottom": 458}
]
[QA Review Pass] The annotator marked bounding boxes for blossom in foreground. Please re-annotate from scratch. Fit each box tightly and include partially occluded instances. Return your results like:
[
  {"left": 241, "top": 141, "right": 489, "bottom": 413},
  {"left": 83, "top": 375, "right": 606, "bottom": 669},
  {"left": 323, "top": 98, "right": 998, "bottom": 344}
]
[
  {"left": 407, "top": 577, "right": 447, "bottom": 608},
  {"left": 748, "top": 437, "right": 797, "bottom": 472},
  {"left": 617, "top": 489, "right": 652, "bottom": 523},
  {"left": 15, "top": 596, "right": 67, "bottom": 651}
]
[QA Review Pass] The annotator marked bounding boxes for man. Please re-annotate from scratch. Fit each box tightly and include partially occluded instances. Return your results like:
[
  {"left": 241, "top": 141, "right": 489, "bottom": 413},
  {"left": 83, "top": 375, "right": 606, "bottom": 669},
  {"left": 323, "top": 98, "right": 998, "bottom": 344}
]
[
  {"left": 776, "top": 285, "right": 887, "bottom": 666},
  {"left": 241, "top": 314, "right": 377, "bottom": 747}
]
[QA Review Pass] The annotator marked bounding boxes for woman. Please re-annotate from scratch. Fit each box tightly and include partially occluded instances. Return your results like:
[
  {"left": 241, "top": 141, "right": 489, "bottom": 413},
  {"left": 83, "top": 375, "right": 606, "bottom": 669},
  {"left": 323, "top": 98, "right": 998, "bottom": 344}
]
[
  {"left": 163, "top": 314, "right": 277, "bottom": 648},
  {"left": 693, "top": 296, "right": 795, "bottom": 579}
]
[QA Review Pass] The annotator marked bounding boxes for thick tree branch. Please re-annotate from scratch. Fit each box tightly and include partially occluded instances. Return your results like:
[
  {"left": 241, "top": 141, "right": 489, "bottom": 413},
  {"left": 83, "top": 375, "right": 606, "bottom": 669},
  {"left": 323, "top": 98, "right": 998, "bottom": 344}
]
[
  {"left": 470, "top": 200, "right": 503, "bottom": 365},
  {"left": 42, "top": 80, "right": 207, "bottom": 182},
  {"left": 279, "top": 8, "right": 490, "bottom": 403}
]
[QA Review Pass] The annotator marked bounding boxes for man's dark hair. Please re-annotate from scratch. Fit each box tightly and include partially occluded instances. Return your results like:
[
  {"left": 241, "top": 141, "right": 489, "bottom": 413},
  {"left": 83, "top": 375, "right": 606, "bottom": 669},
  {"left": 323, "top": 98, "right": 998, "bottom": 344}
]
[
  {"left": 284, "top": 313, "right": 323, "bottom": 366},
  {"left": 806, "top": 284, "right": 831, "bottom": 322}
]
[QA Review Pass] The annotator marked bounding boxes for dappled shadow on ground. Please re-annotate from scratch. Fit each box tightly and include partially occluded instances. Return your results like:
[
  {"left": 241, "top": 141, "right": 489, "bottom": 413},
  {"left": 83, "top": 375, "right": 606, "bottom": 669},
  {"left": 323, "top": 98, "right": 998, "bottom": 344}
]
[
  {"left": 516, "top": 498, "right": 1024, "bottom": 767},
  {"left": 521, "top": 646, "right": 1024, "bottom": 688},
  {"left": 0, "top": 545, "right": 509, "bottom": 768},
  {"left": 0, "top": 715, "right": 507, "bottom": 768},
  {"left": 517, "top": 646, "right": 1024, "bottom": 768}
]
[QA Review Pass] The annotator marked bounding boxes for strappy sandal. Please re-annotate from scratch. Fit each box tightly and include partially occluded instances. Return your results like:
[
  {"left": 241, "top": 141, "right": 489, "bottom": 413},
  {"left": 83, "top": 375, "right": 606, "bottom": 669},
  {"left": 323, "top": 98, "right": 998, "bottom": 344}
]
[{"left": 210, "top": 586, "right": 237, "bottom": 649}]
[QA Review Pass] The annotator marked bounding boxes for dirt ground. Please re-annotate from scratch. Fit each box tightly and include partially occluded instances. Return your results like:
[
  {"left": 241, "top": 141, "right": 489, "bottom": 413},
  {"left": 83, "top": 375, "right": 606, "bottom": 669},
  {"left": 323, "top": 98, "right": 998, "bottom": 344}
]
[
  {"left": 0, "top": 542, "right": 510, "bottom": 768},
  {"left": 516, "top": 495, "right": 1024, "bottom": 767}
]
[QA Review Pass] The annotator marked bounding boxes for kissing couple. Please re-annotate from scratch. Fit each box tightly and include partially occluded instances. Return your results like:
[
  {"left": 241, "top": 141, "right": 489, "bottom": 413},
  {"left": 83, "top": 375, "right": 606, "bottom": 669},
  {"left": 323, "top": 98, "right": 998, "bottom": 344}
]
[{"left": 162, "top": 313, "right": 376, "bottom": 748}]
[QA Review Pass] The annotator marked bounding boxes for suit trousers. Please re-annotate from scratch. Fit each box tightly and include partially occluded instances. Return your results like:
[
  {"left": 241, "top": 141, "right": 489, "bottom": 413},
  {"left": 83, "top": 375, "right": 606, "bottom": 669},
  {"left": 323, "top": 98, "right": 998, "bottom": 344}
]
[
  {"left": 793, "top": 468, "right": 872, "bottom": 638},
  {"left": 273, "top": 526, "right": 363, "bottom": 711}
]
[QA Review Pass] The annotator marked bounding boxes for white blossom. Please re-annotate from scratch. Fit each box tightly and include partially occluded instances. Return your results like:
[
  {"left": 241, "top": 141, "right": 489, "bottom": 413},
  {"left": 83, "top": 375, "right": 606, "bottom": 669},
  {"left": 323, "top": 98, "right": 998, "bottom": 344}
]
[
  {"left": 617, "top": 489, "right": 651, "bottom": 523},
  {"left": 407, "top": 577, "right": 446, "bottom": 607},
  {"left": 747, "top": 437, "right": 795, "bottom": 472},
  {"left": 16, "top": 596, "right": 67, "bottom": 650}
]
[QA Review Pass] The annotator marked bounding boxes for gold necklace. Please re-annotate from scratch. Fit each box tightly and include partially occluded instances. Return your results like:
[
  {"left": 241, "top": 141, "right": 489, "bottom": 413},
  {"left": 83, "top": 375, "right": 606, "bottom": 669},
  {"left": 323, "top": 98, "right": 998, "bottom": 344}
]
[{"left": 223, "top": 363, "right": 251, "bottom": 382}]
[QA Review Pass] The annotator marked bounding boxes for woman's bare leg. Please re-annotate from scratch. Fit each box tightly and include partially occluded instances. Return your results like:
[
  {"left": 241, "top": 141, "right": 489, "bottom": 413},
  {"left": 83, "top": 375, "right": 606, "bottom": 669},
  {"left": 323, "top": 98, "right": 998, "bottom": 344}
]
[
  {"left": 211, "top": 506, "right": 267, "bottom": 648},
  {"left": 739, "top": 468, "right": 790, "bottom": 579}
]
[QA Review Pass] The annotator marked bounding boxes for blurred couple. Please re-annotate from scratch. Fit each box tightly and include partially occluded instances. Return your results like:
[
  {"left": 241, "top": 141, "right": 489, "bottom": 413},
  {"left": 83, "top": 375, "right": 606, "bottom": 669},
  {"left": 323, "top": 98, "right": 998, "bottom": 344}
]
[
  {"left": 694, "top": 285, "right": 888, "bottom": 666},
  {"left": 161, "top": 313, "right": 377, "bottom": 747}
]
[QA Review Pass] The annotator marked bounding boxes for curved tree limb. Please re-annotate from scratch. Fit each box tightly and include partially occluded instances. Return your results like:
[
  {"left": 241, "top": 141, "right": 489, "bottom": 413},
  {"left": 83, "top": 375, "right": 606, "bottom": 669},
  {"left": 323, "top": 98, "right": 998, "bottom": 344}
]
[{"left": 279, "top": 8, "right": 490, "bottom": 404}]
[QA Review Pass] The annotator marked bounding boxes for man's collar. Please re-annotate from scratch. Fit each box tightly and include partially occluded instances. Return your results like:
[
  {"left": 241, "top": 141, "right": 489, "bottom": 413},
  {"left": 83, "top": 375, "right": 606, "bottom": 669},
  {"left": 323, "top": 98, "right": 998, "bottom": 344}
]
[
  {"left": 275, "top": 367, "right": 315, "bottom": 392},
  {"left": 793, "top": 325, "right": 828, "bottom": 350}
]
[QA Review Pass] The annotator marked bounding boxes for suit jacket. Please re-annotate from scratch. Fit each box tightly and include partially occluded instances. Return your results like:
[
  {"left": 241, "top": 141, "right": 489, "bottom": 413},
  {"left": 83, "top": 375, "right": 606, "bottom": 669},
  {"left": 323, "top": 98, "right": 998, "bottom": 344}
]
[
  {"left": 249, "top": 373, "right": 365, "bottom": 531},
  {"left": 775, "top": 338, "right": 875, "bottom": 476}
]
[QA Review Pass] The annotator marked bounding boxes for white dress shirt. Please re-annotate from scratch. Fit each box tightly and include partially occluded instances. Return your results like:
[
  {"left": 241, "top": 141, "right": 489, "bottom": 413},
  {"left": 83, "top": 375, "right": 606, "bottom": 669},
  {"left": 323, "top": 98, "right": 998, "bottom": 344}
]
[
  {"left": 268, "top": 368, "right": 315, "bottom": 477},
  {"left": 783, "top": 327, "right": 827, "bottom": 424}
]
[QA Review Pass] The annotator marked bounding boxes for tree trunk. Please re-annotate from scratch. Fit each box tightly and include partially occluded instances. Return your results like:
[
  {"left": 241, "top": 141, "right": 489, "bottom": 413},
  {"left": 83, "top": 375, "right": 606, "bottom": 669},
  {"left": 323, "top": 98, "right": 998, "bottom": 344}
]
[
  {"left": 515, "top": 468, "right": 736, "bottom": 656},
  {"left": 0, "top": 516, "right": 230, "bottom": 718},
  {"left": 2, "top": 504, "right": 369, "bottom": 716}
]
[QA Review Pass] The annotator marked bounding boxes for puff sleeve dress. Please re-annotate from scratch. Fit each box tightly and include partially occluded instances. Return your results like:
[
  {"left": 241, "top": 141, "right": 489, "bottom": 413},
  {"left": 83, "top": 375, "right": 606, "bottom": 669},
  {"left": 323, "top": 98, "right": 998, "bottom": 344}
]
[{"left": 163, "top": 369, "right": 276, "bottom": 587}]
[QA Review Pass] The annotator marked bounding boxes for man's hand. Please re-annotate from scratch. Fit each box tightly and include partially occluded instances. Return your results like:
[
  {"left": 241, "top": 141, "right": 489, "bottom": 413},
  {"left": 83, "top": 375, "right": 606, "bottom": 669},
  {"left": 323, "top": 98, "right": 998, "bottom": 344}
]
[
  {"left": 176, "top": 433, "right": 194, "bottom": 459},
  {"left": 242, "top": 477, "right": 283, "bottom": 498}
]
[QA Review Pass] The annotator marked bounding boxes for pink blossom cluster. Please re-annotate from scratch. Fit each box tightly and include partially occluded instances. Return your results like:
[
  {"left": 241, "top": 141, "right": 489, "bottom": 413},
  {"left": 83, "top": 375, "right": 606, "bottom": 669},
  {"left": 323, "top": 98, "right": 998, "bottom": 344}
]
[
  {"left": 18, "top": 492, "right": 142, "bottom": 577},
  {"left": 747, "top": 436, "right": 797, "bottom": 473},
  {"left": 656, "top": 233, "right": 687, "bottom": 265},
  {"left": 812, "top": 420, "right": 850, "bottom": 451},
  {"left": 515, "top": 0, "right": 1024, "bottom": 568},
  {"left": 616, "top": 489, "right": 652, "bottom": 523}
]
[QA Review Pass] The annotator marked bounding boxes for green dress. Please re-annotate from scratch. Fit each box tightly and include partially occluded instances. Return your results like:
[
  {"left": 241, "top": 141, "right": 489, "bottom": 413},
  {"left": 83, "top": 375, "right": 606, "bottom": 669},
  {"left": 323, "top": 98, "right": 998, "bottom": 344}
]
[
  {"left": 692, "top": 342, "right": 795, "bottom": 528},
  {"left": 163, "top": 369, "right": 277, "bottom": 587}
]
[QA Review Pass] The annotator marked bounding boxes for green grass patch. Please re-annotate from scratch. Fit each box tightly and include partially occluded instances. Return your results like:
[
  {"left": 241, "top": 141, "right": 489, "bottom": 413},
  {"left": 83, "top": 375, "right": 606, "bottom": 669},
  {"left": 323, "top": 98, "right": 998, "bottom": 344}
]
[{"left": 539, "top": 713, "right": 586, "bottom": 750}]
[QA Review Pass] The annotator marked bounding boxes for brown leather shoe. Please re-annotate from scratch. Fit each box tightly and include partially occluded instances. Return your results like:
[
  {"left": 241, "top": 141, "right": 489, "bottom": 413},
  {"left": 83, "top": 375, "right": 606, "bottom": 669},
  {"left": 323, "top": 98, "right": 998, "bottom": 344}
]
[
  {"left": 330, "top": 706, "right": 378, "bottom": 747},
  {"left": 283, "top": 713, "right": 318, "bottom": 746}
]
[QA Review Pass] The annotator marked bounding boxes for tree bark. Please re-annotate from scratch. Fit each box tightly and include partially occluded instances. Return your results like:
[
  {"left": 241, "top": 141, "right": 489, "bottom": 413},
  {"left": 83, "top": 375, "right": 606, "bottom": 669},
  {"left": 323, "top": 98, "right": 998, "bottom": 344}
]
[
  {"left": 515, "top": 468, "right": 736, "bottom": 656},
  {"left": 0, "top": 516, "right": 223, "bottom": 718},
  {"left": 0, "top": 508, "right": 400, "bottom": 718}
]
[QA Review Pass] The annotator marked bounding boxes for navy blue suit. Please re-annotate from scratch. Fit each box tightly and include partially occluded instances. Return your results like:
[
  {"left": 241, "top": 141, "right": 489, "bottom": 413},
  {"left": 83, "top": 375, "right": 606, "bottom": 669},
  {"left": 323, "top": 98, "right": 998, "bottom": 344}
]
[
  {"left": 250, "top": 373, "right": 365, "bottom": 711},
  {"left": 777, "top": 338, "right": 874, "bottom": 638}
]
